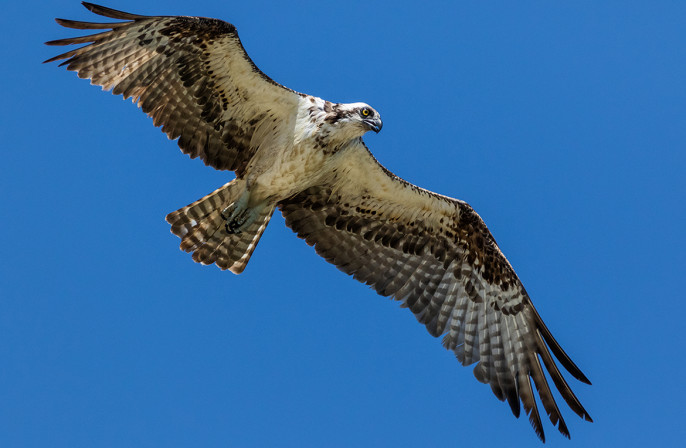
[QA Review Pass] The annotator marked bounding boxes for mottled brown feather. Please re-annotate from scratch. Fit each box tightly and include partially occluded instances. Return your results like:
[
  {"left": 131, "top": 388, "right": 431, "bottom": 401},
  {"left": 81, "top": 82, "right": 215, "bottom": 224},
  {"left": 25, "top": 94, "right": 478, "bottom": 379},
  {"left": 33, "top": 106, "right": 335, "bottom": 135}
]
[
  {"left": 278, "top": 141, "right": 591, "bottom": 440},
  {"left": 45, "top": 2, "right": 301, "bottom": 176},
  {"left": 165, "top": 180, "right": 274, "bottom": 274},
  {"left": 46, "top": 4, "right": 591, "bottom": 441}
]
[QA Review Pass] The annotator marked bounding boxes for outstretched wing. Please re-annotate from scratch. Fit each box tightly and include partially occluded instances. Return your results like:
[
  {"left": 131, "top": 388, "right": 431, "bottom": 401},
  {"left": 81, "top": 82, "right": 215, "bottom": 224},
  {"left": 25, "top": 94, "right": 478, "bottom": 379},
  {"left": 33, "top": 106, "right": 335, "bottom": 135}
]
[
  {"left": 45, "top": 2, "right": 302, "bottom": 176},
  {"left": 278, "top": 140, "right": 592, "bottom": 441}
]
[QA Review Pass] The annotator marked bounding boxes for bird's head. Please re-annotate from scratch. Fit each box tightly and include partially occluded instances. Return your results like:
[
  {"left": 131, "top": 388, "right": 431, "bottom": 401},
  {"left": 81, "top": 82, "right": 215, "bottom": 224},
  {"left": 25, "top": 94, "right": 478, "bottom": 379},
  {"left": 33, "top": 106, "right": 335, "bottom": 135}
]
[
  {"left": 324, "top": 102, "right": 383, "bottom": 141},
  {"left": 352, "top": 103, "right": 383, "bottom": 134}
]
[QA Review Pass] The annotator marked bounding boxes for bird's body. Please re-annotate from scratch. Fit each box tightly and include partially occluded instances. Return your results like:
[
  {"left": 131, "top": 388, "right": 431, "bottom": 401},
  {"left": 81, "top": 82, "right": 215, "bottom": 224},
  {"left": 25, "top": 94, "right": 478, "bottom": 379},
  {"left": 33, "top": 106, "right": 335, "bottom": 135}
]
[
  {"left": 46, "top": 3, "right": 592, "bottom": 441},
  {"left": 239, "top": 100, "right": 380, "bottom": 211}
]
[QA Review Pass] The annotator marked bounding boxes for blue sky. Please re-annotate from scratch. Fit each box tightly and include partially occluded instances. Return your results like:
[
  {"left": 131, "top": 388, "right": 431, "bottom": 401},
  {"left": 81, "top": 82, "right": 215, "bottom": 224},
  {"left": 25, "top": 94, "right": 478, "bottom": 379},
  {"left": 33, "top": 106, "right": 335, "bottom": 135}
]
[{"left": 2, "top": 1, "right": 685, "bottom": 446}]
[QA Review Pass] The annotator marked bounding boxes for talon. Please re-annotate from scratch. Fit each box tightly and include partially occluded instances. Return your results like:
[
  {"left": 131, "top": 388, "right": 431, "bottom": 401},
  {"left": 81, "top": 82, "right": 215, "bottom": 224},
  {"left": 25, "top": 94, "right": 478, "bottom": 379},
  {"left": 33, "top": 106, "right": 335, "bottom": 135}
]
[
  {"left": 226, "top": 219, "right": 242, "bottom": 234},
  {"left": 220, "top": 192, "right": 258, "bottom": 235}
]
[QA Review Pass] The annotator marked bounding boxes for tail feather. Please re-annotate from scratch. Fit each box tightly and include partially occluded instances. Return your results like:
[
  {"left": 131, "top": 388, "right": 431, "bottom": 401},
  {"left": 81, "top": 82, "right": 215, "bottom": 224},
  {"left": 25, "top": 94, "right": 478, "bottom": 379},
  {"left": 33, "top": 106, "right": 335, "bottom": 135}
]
[
  {"left": 166, "top": 180, "right": 274, "bottom": 274},
  {"left": 191, "top": 206, "right": 274, "bottom": 273}
]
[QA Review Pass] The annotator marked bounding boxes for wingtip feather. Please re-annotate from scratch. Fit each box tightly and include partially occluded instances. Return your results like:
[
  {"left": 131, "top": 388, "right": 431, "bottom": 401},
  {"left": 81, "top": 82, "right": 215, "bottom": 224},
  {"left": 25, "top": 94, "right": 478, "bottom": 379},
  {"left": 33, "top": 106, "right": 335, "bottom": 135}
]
[
  {"left": 55, "top": 17, "right": 129, "bottom": 30},
  {"left": 81, "top": 2, "right": 145, "bottom": 20},
  {"left": 528, "top": 298, "right": 591, "bottom": 384}
]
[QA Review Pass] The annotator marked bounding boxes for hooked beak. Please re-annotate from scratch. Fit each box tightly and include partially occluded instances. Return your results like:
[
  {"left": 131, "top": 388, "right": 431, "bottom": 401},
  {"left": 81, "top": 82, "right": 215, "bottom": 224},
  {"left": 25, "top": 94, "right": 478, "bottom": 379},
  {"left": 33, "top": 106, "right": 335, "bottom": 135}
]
[{"left": 364, "top": 117, "right": 383, "bottom": 133}]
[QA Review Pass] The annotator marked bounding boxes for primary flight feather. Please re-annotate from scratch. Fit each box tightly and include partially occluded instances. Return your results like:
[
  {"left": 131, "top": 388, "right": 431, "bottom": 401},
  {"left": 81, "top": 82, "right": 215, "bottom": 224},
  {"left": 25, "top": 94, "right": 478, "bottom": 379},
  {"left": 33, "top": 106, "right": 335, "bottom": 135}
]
[{"left": 46, "top": 3, "right": 592, "bottom": 441}]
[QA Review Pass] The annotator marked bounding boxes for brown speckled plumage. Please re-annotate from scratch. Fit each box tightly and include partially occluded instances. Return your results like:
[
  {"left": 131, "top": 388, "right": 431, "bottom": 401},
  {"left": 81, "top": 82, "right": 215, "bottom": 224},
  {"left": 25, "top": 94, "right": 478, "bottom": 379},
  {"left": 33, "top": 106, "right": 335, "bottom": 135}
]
[
  {"left": 46, "top": 3, "right": 591, "bottom": 442},
  {"left": 45, "top": 2, "right": 300, "bottom": 177},
  {"left": 278, "top": 143, "right": 592, "bottom": 440}
]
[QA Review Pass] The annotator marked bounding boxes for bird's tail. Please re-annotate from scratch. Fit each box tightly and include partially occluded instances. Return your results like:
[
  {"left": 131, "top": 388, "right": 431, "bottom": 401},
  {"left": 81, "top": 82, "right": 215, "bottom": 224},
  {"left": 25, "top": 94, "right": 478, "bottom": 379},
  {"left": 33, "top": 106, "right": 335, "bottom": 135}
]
[{"left": 166, "top": 179, "right": 275, "bottom": 274}]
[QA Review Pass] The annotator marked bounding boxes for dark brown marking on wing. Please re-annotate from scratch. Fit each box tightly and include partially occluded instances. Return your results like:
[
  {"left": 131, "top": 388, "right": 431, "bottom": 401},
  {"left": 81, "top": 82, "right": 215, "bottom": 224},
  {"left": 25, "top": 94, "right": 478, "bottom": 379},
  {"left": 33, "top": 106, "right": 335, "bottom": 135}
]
[
  {"left": 45, "top": 3, "right": 302, "bottom": 176},
  {"left": 277, "top": 141, "right": 592, "bottom": 440}
]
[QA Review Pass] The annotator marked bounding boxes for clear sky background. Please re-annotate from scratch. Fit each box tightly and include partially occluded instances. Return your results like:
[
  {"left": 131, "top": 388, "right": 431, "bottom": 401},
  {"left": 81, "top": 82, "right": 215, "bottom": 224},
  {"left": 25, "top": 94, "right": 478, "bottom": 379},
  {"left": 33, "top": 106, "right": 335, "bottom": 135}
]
[{"left": 2, "top": 1, "right": 685, "bottom": 447}]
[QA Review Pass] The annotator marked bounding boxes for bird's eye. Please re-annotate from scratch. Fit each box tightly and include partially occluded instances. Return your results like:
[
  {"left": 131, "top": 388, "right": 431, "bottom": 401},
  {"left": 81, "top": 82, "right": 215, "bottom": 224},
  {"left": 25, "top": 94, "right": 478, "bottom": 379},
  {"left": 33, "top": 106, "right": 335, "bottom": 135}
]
[{"left": 361, "top": 108, "right": 371, "bottom": 117}]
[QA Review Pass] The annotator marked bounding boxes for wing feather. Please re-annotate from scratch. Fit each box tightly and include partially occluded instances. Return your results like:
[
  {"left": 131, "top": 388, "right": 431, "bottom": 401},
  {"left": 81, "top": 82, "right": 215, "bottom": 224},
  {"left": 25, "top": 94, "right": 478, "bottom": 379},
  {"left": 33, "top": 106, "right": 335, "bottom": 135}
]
[
  {"left": 46, "top": 2, "right": 301, "bottom": 176},
  {"left": 47, "top": 4, "right": 592, "bottom": 440},
  {"left": 278, "top": 141, "right": 592, "bottom": 440}
]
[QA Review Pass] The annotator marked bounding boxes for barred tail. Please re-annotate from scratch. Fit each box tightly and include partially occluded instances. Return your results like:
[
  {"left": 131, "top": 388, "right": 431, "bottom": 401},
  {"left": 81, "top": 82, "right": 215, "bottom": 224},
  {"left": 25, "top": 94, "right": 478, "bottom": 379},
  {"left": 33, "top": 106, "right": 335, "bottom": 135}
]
[{"left": 166, "top": 180, "right": 274, "bottom": 274}]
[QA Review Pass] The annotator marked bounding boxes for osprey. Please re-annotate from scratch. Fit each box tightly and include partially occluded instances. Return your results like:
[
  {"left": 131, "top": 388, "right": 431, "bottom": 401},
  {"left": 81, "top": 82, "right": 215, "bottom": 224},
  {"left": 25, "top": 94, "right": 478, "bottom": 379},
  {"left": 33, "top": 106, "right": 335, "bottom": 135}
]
[{"left": 46, "top": 3, "right": 592, "bottom": 441}]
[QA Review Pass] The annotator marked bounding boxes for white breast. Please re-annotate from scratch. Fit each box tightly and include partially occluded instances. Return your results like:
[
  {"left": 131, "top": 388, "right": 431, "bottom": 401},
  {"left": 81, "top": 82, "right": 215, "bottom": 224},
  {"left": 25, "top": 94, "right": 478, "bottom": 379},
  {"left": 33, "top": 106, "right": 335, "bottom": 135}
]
[{"left": 246, "top": 96, "right": 331, "bottom": 201}]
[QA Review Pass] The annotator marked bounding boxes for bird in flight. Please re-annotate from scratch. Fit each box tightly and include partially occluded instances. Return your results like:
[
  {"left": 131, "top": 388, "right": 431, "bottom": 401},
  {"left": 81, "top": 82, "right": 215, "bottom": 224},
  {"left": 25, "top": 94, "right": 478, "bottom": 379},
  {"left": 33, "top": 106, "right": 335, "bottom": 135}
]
[{"left": 46, "top": 3, "right": 592, "bottom": 441}]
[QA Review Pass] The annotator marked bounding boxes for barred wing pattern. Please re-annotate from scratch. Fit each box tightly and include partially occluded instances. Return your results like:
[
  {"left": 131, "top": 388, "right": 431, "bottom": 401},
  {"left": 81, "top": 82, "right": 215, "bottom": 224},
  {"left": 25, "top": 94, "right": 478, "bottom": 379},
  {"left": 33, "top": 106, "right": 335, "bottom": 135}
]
[
  {"left": 279, "top": 141, "right": 592, "bottom": 441},
  {"left": 46, "top": 3, "right": 592, "bottom": 442},
  {"left": 45, "top": 2, "right": 301, "bottom": 176}
]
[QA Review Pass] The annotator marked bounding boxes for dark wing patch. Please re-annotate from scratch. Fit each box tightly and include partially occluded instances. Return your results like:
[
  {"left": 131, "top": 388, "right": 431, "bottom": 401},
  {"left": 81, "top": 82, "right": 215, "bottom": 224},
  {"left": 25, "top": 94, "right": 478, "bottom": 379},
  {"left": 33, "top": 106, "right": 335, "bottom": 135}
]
[
  {"left": 45, "top": 2, "right": 301, "bottom": 175},
  {"left": 278, "top": 143, "right": 592, "bottom": 441}
]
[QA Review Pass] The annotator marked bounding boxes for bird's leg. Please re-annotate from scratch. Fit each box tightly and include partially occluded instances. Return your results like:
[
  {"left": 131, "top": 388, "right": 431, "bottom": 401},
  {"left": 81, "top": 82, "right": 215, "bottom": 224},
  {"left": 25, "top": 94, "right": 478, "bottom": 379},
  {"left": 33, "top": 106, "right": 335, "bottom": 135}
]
[{"left": 221, "top": 190, "right": 261, "bottom": 234}]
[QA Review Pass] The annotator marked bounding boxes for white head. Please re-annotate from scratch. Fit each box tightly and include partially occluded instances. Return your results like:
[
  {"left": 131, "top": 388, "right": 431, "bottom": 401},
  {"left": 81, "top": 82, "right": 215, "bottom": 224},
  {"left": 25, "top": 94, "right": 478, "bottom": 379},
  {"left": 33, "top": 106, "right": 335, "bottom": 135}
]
[{"left": 322, "top": 102, "right": 383, "bottom": 142}]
